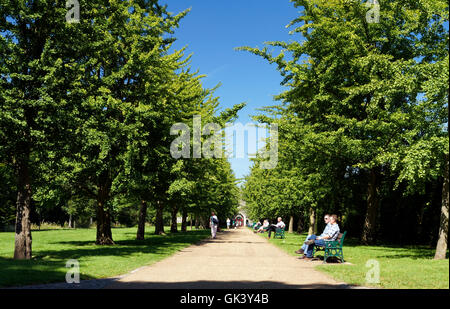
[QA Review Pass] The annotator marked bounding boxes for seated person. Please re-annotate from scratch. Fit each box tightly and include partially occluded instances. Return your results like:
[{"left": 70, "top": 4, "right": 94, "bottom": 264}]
[
  {"left": 266, "top": 217, "right": 285, "bottom": 239},
  {"left": 295, "top": 214, "right": 330, "bottom": 255},
  {"left": 257, "top": 219, "right": 269, "bottom": 233},
  {"left": 253, "top": 221, "right": 262, "bottom": 232},
  {"left": 300, "top": 214, "right": 340, "bottom": 260}
]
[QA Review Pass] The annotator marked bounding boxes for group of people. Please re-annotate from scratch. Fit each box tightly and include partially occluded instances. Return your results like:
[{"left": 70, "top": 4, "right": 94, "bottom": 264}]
[
  {"left": 252, "top": 214, "right": 340, "bottom": 259},
  {"left": 253, "top": 217, "right": 286, "bottom": 239},
  {"left": 210, "top": 212, "right": 341, "bottom": 259},
  {"left": 226, "top": 218, "right": 237, "bottom": 229},
  {"left": 295, "top": 214, "right": 340, "bottom": 260},
  {"left": 209, "top": 212, "right": 243, "bottom": 239}
]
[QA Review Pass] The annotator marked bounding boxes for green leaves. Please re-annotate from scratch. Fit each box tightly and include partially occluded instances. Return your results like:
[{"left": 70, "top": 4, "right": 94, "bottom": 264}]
[
  {"left": 242, "top": 0, "right": 448, "bottom": 227},
  {"left": 1, "top": 0, "right": 241, "bottom": 243}
]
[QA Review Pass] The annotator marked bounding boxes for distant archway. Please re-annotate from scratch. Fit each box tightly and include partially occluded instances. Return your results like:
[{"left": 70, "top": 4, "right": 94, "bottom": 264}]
[
  {"left": 233, "top": 214, "right": 245, "bottom": 228},
  {"left": 237, "top": 200, "right": 249, "bottom": 227}
]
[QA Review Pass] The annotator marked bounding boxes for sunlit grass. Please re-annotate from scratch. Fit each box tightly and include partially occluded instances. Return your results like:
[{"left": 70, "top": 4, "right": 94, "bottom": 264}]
[
  {"left": 0, "top": 226, "right": 210, "bottom": 287},
  {"left": 257, "top": 229, "right": 449, "bottom": 289}
]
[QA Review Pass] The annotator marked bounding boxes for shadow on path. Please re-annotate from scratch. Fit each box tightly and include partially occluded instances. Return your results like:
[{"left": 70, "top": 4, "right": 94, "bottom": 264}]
[{"left": 107, "top": 280, "right": 352, "bottom": 289}]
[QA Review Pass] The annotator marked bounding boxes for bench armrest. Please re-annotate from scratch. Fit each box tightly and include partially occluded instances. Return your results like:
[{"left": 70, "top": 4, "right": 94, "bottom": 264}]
[{"left": 324, "top": 240, "right": 340, "bottom": 248}]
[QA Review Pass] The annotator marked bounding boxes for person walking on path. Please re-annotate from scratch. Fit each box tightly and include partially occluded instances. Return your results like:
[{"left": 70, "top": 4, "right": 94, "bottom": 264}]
[
  {"left": 226, "top": 218, "right": 231, "bottom": 229},
  {"left": 210, "top": 212, "right": 219, "bottom": 239}
]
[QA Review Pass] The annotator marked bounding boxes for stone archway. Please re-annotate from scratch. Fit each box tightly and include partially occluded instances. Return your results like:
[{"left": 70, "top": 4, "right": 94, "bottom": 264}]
[
  {"left": 234, "top": 213, "right": 245, "bottom": 227},
  {"left": 237, "top": 200, "right": 249, "bottom": 227}
]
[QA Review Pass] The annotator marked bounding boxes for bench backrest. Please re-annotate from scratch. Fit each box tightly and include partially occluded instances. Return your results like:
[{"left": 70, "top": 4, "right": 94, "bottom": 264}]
[{"left": 336, "top": 231, "right": 347, "bottom": 247}]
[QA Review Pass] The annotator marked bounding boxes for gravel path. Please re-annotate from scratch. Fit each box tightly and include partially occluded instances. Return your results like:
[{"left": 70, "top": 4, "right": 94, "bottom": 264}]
[
  {"left": 10, "top": 228, "right": 352, "bottom": 289},
  {"left": 105, "top": 227, "right": 350, "bottom": 289}
]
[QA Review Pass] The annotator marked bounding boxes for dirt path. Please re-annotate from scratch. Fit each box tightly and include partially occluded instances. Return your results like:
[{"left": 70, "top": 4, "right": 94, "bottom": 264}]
[{"left": 105, "top": 227, "right": 349, "bottom": 289}]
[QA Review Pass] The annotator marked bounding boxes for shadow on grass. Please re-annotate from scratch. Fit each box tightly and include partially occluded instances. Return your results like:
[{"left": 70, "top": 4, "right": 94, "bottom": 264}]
[
  {"left": 49, "top": 230, "right": 210, "bottom": 247},
  {"left": 273, "top": 233, "right": 445, "bottom": 261},
  {"left": 0, "top": 230, "right": 211, "bottom": 288},
  {"left": 339, "top": 239, "right": 442, "bottom": 260},
  {"left": 31, "top": 229, "right": 73, "bottom": 232},
  {"left": 35, "top": 230, "right": 211, "bottom": 259},
  {"left": 0, "top": 257, "right": 76, "bottom": 287},
  {"left": 366, "top": 247, "right": 445, "bottom": 260}
]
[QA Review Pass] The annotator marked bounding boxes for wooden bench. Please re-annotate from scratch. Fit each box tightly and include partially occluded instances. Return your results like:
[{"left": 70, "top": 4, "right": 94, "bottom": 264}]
[
  {"left": 312, "top": 231, "right": 347, "bottom": 263},
  {"left": 274, "top": 227, "right": 286, "bottom": 239}
]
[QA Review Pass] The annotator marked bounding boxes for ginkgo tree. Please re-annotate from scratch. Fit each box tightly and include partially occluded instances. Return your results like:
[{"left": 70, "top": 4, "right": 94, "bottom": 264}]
[
  {"left": 240, "top": 0, "right": 448, "bottom": 245},
  {"left": 0, "top": 0, "right": 90, "bottom": 259}
]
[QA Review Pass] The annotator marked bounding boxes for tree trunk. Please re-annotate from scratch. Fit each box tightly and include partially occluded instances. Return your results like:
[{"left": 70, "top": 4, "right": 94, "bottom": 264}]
[
  {"left": 308, "top": 207, "right": 316, "bottom": 235},
  {"left": 434, "top": 154, "right": 449, "bottom": 260},
  {"left": 154, "top": 200, "right": 165, "bottom": 235},
  {"left": 315, "top": 212, "right": 319, "bottom": 234},
  {"left": 190, "top": 215, "right": 193, "bottom": 230},
  {"left": 297, "top": 216, "right": 304, "bottom": 234},
  {"left": 68, "top": 214, "right": 72, "bottom": 228},
  {"left": 200, "top": 216, "right": 207, "bottom": 229},
  {"left": 136, "top": 200, "right": 148, "bottom": 240},
  {"left": 181, "top": 209, "right": 188, "bottom": 232},
  {"left": 96, "top": 184, "right": 114, "bottom": 245},
  {"left": 195, "top": 215, "right": 200, "bottom": 229},
  {"left": 170, "top": 204, "right": 179, "bottom": 233},
  {"left": 14, "top": 158, "right": 33, "bottom": 260},
  {"left": 362, "top": 168, "right": 380, "bottom": 245},
  {"left": 288, "top": 215, "right": 294, "bottom": 233}
]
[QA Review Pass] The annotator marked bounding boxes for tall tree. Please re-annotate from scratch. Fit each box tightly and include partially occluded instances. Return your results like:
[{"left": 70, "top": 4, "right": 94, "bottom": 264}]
[
  {"left": 59, "top": 0, "right": 190, "bottom": 244},
  {"left": 240, "top": 0, "right": 448, "bottom": 245},
  {"left": 0, "top": 0, "right": 83, "bottom": 258}
]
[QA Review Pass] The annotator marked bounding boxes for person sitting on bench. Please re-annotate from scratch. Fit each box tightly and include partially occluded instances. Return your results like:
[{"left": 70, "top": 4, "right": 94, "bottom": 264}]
[
  {"left": 300, "top": 214, "right": 340, "bottom": 260},
  {"left": 266, "top": 217, "right": 285, "bottom": 239},
  {"left": 295, "top": 214, "right": 330, "bottom": 255},
  {"left": 256, "top": 219, "right": 269, "bottom": 233},
  {"left": 253, "top": 221, "right": 262, "bottom": 232}
]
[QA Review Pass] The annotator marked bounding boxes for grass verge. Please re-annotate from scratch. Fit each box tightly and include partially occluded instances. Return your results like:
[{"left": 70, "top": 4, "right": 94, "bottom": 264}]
[
  {"left": 0, "top": 226, "right": 210, "bottom": 287},
  {"left": 256, "top": 229, "right": 449, "bottom": 289}
]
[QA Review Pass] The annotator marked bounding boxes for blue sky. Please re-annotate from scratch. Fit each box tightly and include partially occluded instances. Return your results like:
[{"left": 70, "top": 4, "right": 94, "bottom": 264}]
[{"left": 162, "top": 0, "right": 302, "bottom": 181}]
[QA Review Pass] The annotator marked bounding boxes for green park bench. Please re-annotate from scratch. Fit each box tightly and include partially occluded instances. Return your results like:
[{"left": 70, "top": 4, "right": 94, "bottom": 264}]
[
  {"left": 312, "top": 231, "right": 347, "bottom": 263},
  {"left": 274, "top": 226, "right": 286, "bottom": 239}
]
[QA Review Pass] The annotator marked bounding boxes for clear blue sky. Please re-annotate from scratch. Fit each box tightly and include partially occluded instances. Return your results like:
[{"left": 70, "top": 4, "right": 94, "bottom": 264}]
[{"left": 162, "top": 0, "right": 302, "bottom": 181}]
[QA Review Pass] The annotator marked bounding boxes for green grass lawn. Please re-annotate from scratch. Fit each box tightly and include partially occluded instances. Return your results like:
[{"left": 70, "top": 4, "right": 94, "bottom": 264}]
[
  {"left": 0, "top": 226, "right": 210, "bottom": 287},
  {"left": 259, "top": 230, "right": 449, "bottom": 289}
]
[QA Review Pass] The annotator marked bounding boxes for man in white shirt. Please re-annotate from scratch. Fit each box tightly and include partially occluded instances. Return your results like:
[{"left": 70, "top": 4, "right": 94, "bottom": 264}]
[
  {"left": 295, "top": 214, "right": 331, "bottom": 255},
  {"left": 301, "top": 214, "right": 340, "bottom": 260},
  {"left": 267, "top": 217, "right": 285, "bottom": 239}
]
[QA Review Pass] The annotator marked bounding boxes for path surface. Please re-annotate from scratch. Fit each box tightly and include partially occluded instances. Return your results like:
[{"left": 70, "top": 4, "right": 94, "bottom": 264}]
[{"left": 105, "top": 227, "right": 349, "bottom": 289}]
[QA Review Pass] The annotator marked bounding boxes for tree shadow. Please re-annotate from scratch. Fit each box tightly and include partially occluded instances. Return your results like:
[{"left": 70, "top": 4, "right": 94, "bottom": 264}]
[
  {"left": 49, "top": 230, "right": 210, "bottom": 246},
  {"left": 105, "top": 280, "right": 352, "bottom": 289},
  {"left": 7, "top": 279, "right": 357, "bottom": 290},
  {"left": 371, "top": 250, "right": 446, "bottom": 260},
  {"left": 35, "top": 232, "right": 211, "bottom": 260},
  {"left": 0, "top": 230, "right": 211, "bottom": 288},
  {"left": 278, "top": 234, "right": 447, "bottom": 261},
  {"left": 0, "top": 256, "right": 84, "bottom": 288},
  {"left": 310, "top": 255, "right": 346, "bottom": 264}
]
